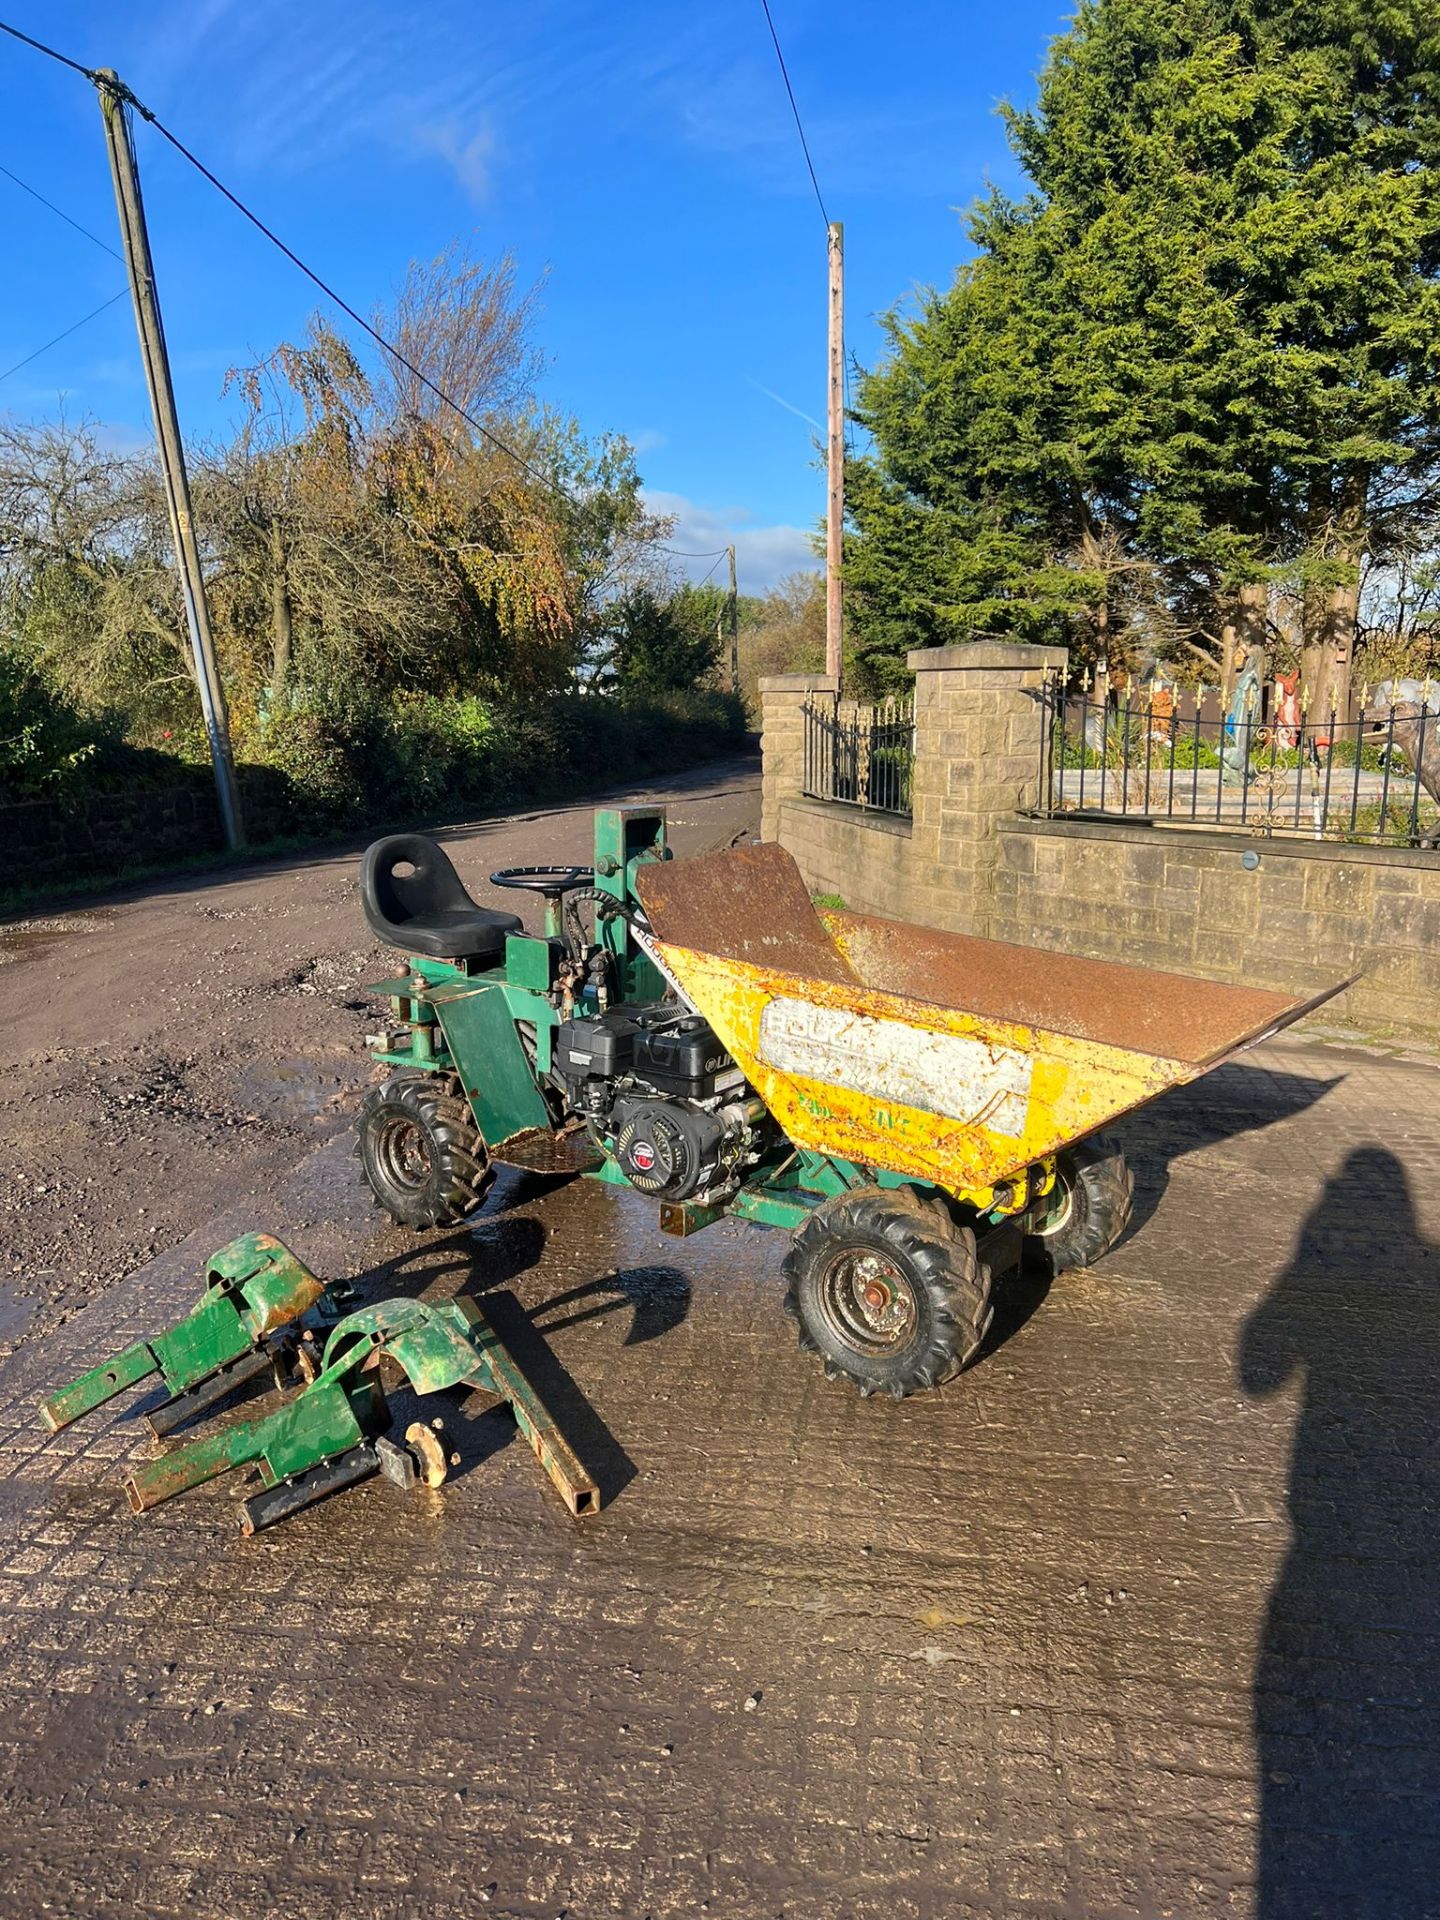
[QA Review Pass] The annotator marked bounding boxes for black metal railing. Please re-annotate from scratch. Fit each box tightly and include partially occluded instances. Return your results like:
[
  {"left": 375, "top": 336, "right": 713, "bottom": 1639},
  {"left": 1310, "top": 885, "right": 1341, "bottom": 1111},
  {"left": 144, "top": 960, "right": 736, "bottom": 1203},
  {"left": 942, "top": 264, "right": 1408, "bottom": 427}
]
[
  {"left": 803, "top": 693, "right": 914, "bottom": 817},
  {"left": 1037, "top": 675, "right": 1440, "bottom": 847}
]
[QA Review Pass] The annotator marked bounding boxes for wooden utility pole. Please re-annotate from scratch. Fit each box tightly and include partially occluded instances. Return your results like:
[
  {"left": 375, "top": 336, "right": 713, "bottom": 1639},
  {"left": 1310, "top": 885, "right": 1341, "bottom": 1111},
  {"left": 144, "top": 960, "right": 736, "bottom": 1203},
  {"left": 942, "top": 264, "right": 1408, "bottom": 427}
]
[
  {"left": 726, "top": 544, "right": 739, "bottom": 695},
  {"left": 96, "top": 71, "right": 244, "bottom": 849},
  {"left": 826, "top": 220, "right": 844, "bottom": 685}
]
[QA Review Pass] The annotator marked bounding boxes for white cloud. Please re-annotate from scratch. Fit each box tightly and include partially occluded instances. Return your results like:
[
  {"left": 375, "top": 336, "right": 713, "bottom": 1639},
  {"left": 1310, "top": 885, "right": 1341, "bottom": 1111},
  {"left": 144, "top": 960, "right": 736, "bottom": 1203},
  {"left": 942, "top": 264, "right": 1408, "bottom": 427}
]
[
  {"left": 413, "top": 117, "right": 498, "bottom": 203},
  {"left": 644, "top": 488, "right": 819, "bottom": 596},
  {"left": 128, "top": 2, "right": 710, "bottom": 190}
]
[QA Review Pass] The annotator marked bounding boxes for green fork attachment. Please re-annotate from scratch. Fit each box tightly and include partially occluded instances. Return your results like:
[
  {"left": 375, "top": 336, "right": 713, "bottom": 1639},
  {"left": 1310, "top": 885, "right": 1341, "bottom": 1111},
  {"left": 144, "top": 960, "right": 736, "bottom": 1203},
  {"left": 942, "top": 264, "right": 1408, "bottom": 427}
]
[
  {"left": 41, "top": 1241, "right": 599, "bottom": 1534},
  {"left": 38, "top": 1233, "right": 350, "bottom": 1439}
]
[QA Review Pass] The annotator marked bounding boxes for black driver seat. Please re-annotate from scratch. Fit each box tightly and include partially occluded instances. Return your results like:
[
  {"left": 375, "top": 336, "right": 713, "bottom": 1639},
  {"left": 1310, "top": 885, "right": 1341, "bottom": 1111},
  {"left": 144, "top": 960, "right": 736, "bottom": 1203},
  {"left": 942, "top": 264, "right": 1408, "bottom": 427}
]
[{"left": 360, "top": 834, "right": 523, "bottom": 962}]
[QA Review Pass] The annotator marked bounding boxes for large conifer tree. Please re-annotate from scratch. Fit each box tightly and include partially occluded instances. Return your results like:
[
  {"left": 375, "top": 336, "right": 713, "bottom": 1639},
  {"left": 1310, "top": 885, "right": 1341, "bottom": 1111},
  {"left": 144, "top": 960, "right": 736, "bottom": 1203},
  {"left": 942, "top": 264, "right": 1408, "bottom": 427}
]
[{"left": 847, "top": 0, "right": 1440, "bottom": 705}]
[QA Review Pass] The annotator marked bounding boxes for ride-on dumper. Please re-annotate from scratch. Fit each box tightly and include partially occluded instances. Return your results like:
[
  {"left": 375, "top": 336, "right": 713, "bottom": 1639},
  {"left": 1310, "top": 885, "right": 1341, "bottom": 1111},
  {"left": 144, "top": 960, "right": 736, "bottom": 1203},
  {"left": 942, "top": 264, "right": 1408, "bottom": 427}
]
[
  {"left": 40, "top": 804, "right": 1342, "bottom": 1533},
  {"left": 356, "top": 807, "right": 1342, "bottom": 1400}
]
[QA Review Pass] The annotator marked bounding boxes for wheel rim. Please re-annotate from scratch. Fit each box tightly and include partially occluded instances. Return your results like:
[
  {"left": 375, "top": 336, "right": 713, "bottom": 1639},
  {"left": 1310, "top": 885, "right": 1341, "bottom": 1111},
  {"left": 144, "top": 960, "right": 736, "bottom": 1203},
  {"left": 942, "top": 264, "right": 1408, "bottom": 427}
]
[
  {"left": 374, "top": 1113, "right": 434, "bottom": 1194},
  {"left": 1033, "top": 1167, "right": 1076, "bottom": 1239},
  {"left": 817, "top": 1246, "right": 918, "bottom": 1354}
]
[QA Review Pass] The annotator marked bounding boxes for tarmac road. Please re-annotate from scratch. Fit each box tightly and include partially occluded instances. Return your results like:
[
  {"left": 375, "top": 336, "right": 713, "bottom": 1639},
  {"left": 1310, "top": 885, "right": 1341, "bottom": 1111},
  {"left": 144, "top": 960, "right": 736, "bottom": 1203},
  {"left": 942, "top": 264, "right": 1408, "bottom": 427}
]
[{"left": 2, "top": 750, "right": 1439, "bottom": 1919}]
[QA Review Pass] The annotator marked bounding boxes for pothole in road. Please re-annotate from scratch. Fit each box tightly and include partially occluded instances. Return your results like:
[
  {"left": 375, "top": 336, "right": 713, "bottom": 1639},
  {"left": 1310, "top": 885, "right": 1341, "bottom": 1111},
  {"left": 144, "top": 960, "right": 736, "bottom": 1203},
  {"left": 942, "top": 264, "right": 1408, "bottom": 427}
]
[
  {"left": 273, "top": 952, "right": 375, "bottom": 1009},
  {"left": 88, "top": 1054, "right": 270, "bottom": 1142},
  {"left": 0, "top": 912, "right": 113, "bottom": 966}
]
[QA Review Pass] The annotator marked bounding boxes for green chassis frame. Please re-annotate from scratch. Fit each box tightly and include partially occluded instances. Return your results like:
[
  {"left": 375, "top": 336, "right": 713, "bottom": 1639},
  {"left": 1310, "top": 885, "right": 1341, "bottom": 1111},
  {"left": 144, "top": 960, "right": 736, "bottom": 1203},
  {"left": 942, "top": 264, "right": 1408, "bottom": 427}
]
[{"left": 366, "top": 806, "right": 1026, "bottom": 1244}]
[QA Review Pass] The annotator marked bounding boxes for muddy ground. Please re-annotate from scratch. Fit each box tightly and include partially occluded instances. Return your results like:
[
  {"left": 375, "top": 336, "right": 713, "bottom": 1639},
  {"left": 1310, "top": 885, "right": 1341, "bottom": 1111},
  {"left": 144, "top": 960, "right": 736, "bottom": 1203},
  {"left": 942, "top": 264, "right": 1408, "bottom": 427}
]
[
  {"left": 0, "top": 759, "right": 760, "bottom": 1356},
  {"left": 1, "top": 753, "right": 1439, "bottom": 1918}
]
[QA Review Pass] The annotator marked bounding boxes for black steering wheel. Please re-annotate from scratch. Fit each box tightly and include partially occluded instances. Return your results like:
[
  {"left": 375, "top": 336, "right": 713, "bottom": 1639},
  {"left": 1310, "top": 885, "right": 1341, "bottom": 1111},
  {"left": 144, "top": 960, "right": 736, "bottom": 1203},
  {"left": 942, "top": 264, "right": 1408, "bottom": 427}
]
[{"left": 489, "top": 864, "right": 594, "bottom": 900}]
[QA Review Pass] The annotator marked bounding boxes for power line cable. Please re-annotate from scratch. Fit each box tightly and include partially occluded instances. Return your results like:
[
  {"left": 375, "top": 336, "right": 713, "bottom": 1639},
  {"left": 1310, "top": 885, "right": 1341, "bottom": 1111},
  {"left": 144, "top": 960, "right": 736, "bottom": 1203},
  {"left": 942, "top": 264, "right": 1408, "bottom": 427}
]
[
  {"left": 0, "top": 158, "right": 122, "bottom": 258},
  {"left": 758, "top": 0, "right": 829, "bottom": 230},
  {"left": 141, "top": 112, "right": 721, "bottom": 556},
  {"left": 0, "top": 18, "right": 95, "bottom": 80},
  {"left": 0, "top": 287, "right": 128, "bottom": 385},
  {"left": 758, "top": 3, "right": 848, "bottom": 470},
  {"left": 140, "top": 107, "right": 575, "bottom": 502},
  {"left": 0, "top": 26, "right": 581, "bottom": 502},
  {"left": 0, "top": 18, "right": 719, "bottom": 559}
]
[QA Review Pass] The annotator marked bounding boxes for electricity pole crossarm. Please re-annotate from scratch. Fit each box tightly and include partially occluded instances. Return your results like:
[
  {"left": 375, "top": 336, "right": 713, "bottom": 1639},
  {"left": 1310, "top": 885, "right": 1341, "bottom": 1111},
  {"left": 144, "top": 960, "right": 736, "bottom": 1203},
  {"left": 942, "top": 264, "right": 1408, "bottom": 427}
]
[{"left": 96, "top": 69, "right": 244, "bottom": 849}]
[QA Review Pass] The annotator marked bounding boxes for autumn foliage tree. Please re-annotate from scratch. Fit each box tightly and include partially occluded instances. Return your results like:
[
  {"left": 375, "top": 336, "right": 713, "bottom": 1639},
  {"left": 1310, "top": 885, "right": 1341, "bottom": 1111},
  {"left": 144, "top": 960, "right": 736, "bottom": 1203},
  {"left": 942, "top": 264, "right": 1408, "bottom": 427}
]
[
  {"left": 202, "top": 247, "right": 653, "bottom": 719},
  {"left": 0, "top": 246, "right": 703, "bottom": 803}
]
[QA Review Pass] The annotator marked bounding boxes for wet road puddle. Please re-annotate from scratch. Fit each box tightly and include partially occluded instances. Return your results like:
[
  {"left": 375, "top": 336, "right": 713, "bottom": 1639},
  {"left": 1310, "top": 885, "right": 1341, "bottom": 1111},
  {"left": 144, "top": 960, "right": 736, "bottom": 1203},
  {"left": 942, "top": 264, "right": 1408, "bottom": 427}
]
[
  {"left": 0, "top": 1279, "right": 37, "bottom": 1344},
  {"left": 231, "top": 1055, "right": 360, "bottom": 1126},
  {"left": 0, "top": 911, "right": 113, "bottom": 966}
]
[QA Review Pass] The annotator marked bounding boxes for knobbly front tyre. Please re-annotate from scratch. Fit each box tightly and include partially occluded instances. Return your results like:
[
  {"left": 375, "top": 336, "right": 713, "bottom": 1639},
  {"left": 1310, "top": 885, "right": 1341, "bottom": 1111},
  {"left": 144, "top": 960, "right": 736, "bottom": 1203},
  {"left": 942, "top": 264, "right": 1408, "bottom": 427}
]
[
  {"left": 782, "top": 1188, "right": 992, "bottom": 1400},
  {"left": 1024, "top": 1132, "right": 1133, "bottom": 1277},
  {"left": 356, "top": 1073, "right": 492, "bottom": 1229}
]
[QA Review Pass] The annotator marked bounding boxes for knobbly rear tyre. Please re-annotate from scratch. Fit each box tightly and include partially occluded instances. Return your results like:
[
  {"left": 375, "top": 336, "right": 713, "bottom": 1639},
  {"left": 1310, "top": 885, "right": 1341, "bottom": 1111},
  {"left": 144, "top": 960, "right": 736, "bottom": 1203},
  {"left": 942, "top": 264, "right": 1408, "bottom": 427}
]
[
  {"left": 357, "top": 1073, "right": 492, "bottom": 1229},
  {"left": 782, "top": 1188, "right": 992, "bottom": 1400},
  {"left": 1024, "top": 1133, "right": 1133, "bottom": 1277}
]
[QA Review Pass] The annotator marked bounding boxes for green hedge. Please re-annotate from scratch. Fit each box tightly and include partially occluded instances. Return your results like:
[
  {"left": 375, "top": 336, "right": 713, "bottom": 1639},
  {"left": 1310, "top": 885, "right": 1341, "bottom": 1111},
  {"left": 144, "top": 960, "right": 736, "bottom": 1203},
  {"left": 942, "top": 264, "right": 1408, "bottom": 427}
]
[
  {"left": 246, "top": 685, "right": 747, "bottom": 833},
  {"left": 247, "top": 687, "right": 748, "bottom": 837},
  {"left": 2, "top": 657, "right": 747, "bottom": 833},
  {"left": 0, "top": 647, "right": 190, "bottom": 802}
]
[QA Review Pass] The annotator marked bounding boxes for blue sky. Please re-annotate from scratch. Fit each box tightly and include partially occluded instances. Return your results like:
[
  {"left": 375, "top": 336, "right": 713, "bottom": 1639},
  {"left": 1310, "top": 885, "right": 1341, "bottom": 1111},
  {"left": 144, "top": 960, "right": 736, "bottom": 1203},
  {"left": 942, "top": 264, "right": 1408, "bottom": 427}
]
[{"left": 0, "top": 1, "right": 1069, "bottom": 592}]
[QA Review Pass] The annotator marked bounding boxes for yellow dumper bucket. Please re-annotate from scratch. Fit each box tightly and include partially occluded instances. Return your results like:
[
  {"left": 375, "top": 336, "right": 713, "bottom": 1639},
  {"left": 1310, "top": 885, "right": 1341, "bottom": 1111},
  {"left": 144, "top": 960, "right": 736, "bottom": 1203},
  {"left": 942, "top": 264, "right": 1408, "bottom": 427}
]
[{"left": 635, "top": 843, "right": 1346, "bottom": 1198}]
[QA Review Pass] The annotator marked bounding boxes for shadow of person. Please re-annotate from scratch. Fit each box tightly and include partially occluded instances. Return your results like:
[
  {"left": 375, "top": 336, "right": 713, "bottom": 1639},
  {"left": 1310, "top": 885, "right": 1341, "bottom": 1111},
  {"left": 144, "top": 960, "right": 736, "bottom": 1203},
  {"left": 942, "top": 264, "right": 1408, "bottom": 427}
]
[{"left": 1239, "top": 1145, "right": 1440, "bottom": 1919}]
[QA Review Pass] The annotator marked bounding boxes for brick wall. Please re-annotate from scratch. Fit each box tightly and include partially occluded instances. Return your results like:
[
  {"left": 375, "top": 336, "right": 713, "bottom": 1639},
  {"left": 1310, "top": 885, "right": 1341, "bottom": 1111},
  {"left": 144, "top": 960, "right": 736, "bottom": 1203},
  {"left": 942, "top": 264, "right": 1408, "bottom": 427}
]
[{"left": 761, "top": 643, "right": 1440, "bottom": 1046}]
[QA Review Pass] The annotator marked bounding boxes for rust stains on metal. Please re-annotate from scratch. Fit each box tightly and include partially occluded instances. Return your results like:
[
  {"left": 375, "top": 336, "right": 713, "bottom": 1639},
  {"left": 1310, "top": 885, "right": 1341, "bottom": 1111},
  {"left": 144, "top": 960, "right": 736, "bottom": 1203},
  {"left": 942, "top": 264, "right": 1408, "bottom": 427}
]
[
  {"left": 405, "top": 1420, "right": 457, "bottom": 1488},
  {"left": 823, "top": 907, "right": 1316, "bottom": 1065},
  {"left": 643, "top": 894, "right": 1344, "bottom": 1200},
  {"left": 248, "top": 1264, "right": 328, "bottom": 1338},
  {"left": 641, "top": 841, "right": 1338, "bottom": 1067},
  {"left": 475, "top": 1335, "right": 601, "bottom": 1516},
  {"left": 636, "top": 843, "right": 859, "bottom": 987},
  {"left": 525, "top": 1426, "right": 599, "bottom": 1516},
  {"left": 123, "top": 1442, "right": 238, "bottom": 1513}
]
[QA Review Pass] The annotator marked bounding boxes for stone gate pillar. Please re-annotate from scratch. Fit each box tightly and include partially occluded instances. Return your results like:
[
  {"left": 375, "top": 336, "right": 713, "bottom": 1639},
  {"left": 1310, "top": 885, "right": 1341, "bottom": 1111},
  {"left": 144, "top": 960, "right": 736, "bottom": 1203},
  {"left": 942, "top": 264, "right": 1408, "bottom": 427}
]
[
  {"left": 907, "top": 641, "right": 1067, "bottom": 934},
  {"left": 758, "top": 672, "right": 838, "bottom": 844}
]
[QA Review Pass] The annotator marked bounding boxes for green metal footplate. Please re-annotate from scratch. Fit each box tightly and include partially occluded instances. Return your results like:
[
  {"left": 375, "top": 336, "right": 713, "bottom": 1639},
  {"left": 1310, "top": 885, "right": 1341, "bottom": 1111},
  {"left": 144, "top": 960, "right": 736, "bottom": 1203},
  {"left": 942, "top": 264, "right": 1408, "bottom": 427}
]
[{"left": 40, "top": 1237, "right": 599, "bottom": 1534}]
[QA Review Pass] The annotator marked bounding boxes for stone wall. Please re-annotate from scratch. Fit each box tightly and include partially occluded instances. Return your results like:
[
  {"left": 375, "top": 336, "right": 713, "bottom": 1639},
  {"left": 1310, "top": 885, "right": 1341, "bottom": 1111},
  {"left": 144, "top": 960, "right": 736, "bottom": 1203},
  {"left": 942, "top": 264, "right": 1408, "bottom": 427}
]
[
  {"left": 1, "top": 784, "right": 225, "bottom": 891},
  {"left": 991, "top": 818, "right": 1440, "bottom": 1042},
  {"left": 761, "top": 642, "right": 1064, "bottom": 932},
  {"left": 760, "top": 643, "right": 1440, "bottom": 1046}
]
